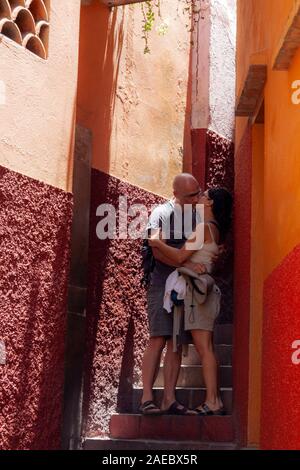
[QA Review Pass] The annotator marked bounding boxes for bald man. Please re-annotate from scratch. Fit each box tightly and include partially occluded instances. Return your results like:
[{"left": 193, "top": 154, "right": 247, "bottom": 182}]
[{"left": 140, "top": 173, "right": 207, "bottom": 415}]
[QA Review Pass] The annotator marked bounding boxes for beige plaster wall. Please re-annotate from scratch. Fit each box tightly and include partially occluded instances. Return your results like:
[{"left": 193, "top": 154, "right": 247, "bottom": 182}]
[
  {"left": 77, "top": 0, "right": 192, "bottom": 198},
  {"left": 0, "top": 0, "right": 81, "bottom": 192}
]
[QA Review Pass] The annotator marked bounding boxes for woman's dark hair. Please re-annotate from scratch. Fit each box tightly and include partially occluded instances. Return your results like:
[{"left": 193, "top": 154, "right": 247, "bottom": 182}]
[{"left": 207, "top": 187, "right": 233, "bottom": 241}]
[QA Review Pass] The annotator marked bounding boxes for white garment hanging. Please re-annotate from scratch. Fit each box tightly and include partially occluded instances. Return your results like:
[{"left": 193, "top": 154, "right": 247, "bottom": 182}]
[{"left": 163, "top": 269, "right": 186, "bottom": 313}]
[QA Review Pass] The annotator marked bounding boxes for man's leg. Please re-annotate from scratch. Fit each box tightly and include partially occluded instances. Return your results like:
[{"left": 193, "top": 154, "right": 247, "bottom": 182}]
[
  {"left": 141, "top": 336, "right": 166, "bottom": 404},
  {"left": 161, "top": 339, "right": 182, "bottom": 410}
]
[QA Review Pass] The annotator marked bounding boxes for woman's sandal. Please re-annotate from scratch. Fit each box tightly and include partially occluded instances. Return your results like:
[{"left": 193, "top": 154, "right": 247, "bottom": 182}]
[
  {"left": 139, "top": 400, "right": 162, "bottom": 415},
  {"left": 163, "top": 401, "right": 197, "bottom": 416},
  {"left": 194, "top": 403, "right": 225, "bottom": 416}
]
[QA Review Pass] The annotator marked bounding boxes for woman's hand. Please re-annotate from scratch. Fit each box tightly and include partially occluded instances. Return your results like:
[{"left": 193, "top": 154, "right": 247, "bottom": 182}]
[{"left": 184, "top": 260, "right": 207, "bottom": 274}]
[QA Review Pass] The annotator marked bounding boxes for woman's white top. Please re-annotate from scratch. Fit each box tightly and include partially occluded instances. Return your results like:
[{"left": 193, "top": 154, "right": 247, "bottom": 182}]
[{"left": 188, "top": 223, "right": 219, "bottom": 274}]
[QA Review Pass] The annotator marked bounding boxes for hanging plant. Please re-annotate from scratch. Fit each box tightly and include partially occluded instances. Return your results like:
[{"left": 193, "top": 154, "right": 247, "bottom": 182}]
[
  {"left": 140, "top": 0, "right": 209, "bottom": 54},
  {"left": 141, "top": 0, "right": 160, "bottom": 54}
]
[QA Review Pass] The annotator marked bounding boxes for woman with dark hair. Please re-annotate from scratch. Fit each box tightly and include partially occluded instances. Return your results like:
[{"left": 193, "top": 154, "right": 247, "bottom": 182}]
[{"left": 149, "top": 187, "right": 233, "bottom": 415}]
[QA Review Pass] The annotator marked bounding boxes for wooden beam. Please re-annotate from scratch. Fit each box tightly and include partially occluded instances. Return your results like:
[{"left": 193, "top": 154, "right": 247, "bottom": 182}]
[
  {"left": 273, "top": 3, "right": 300, "bottom": 70},
  {"left": 235, "top": 65, "right": 267, "bottom": 117}
]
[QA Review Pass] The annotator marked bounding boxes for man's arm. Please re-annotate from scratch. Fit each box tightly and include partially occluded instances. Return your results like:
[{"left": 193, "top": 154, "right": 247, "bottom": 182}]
[
  {"left": 152, "top": 247, "right": 207, "bottom": 274},
  {"left": 152, "top": 247, "right": 180, "bottom": 268}
]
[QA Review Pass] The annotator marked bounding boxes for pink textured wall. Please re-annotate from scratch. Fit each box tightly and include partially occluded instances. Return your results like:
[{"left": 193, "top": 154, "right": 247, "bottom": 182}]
[
  {"left": 82, "top": 169, "right": 164, "bottom": 437},
  {"left": 233, "top": 125, "right": 252, "bottom": 446},
  {"left": 261, "top": 244, "right": 300, "bottom": 449},
  {"left": 0, "top": 165, "right": 73, "bottom": 450}
]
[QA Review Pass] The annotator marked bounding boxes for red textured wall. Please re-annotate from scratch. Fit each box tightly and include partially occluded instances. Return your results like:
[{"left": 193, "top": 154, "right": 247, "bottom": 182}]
[
  {"left": 261, "top": 244, "right": 300, "bottom": 449},
  {"left": 191, "top": 129, "right": 207, "bottom": 190},
  {"left": 0, "top": 165, "right": 73, "bottom": 450},
  {"left": 206, "top": 129, "right": 234, "bottom": 324},
  {"left": 82, "top": 169, "right": 164, "bottom": 437},
  {"left": 233, "top": 125, "right": 252, "bottom": 446},
  {"left": 191, "top": 128, "right": 234, "bottom": 323},
  {"left": 206, "top": 130, "right": 234, "bottom": 194}
]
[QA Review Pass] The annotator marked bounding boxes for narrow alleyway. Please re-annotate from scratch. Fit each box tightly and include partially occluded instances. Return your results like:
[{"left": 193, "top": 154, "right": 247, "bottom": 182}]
[{"left": 1, "top": 0, "right": 300, "bottom": 453}]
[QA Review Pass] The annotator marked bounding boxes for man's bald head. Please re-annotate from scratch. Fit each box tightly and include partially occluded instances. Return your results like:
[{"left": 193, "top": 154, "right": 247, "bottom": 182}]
[
  {"left": 172, "top": 173, "right": 201, "bottom": 207},
  {"left": 173, "top": 173, "right": 199, "bottom": 193}
]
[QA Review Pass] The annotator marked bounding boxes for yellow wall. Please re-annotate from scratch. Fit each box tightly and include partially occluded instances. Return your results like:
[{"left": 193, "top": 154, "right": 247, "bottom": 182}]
[
  {"left": 0, "top": 0, "right": 81, "bottom": 192},
  {"left": 77, "top": 0, "right": 192, "bottom": 198}
]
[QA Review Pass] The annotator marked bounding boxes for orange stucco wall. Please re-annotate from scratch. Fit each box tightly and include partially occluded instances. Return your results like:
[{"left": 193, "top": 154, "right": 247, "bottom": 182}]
[
  {"left": 236, "top": 0, "right": 300, "bottom": 448},
  {"left": 77, "top": 0, "right": 192, "bottom": 198},
  {"left": 263, "top": 47, "right": 300, "bottom": 276},
  {"left": 0, "top": 0, "right": 81, "bottom": 192},
  {"left": 248, "top": 123, "right": 264, "bottom": 446},
  {"left": 236, "top": 0, "right": 300, "bottom": 282}
]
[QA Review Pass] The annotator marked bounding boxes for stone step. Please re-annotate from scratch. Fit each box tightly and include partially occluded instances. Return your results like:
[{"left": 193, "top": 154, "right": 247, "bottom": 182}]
[
  {"left": 130, "top": 387, "right": 233, "bottom": 414},
  {"left": 110, "top": 414, "right": 235, "bottom": 442},
  {"left": 213, "top": 324, "right": 232, "bottom": 344},
  {"left": 181, "top": 344, "right": 232, "bottom": 366},
  {"left": 154, "top": 365, "right": 232, "bottom": 388},
  {"left": 84, "top": 437, "right": 238, "bottom": 450}
]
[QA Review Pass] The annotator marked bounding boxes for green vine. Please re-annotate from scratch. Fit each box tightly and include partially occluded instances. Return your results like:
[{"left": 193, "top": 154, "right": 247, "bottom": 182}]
[
  {"left": 141, "top": 1, "right": 160, "bottom": 54},
  {"left": 140, "top": 0, "right": 208, "bottom": 54}
]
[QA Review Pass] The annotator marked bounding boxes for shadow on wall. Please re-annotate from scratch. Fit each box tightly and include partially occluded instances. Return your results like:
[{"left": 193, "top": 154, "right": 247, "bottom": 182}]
[
  {"left": 76, "top": 0, "right": 125, "bottom": 439},
  {"left": 81, "top": 170, "right": 164, "bottom": 437},
  {"left": 76, "top": 1, "right": 125, "bottom": 172},
  {"left": 182, "top": 28, "right": 193, "bottom": 174},
  {"left": 0, "top": 166, "right": 73, "bottom": 450}
]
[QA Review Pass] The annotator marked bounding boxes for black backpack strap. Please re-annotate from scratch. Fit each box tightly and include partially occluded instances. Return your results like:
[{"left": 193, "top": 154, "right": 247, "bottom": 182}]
[{"left": 190, "top": 277, "right": 205, "bottom": 295}]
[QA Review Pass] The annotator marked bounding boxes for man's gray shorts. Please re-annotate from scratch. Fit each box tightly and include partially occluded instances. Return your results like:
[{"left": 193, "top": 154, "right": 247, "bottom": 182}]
[{"left": 147, "top": 280, "right": 192, "bottom": 343}]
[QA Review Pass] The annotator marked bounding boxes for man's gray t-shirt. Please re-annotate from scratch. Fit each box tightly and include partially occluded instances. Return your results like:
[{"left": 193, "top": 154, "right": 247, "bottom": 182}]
[{"left": 147, "top": 199, "right": 201, "bottom": 284}]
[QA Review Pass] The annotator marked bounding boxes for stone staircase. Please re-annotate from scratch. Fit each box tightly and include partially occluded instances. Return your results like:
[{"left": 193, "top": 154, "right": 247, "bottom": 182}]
[{"left": 84, "top": 324, "right": 236, "bottom": 450}]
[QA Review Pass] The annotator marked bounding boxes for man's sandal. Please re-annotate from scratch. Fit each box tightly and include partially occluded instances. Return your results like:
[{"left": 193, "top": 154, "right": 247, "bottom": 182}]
[
  {"left": 139, "top": 400, "right": 162, "bottom": 415},
  {"left": 194, "top": 403, "right": 225, "bottom": 416}
]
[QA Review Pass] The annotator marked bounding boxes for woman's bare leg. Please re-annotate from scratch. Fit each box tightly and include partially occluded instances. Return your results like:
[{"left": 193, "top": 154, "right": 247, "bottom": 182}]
[{"left": 191, "top": 329, "right": 223, "bottom": 410}]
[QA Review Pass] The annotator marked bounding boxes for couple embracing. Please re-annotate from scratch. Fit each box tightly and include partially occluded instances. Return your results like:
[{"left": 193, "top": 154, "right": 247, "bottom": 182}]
[{"left": 140, "top": 173, "right": 232, "bottom": 416}]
